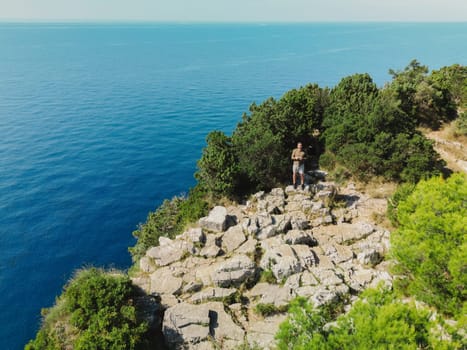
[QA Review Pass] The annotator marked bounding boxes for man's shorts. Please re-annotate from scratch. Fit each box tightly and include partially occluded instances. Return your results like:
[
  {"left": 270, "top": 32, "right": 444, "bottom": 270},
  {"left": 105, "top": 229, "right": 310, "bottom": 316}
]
[{"left": 293, "top": 163, "right": 304, "bottom": 175}]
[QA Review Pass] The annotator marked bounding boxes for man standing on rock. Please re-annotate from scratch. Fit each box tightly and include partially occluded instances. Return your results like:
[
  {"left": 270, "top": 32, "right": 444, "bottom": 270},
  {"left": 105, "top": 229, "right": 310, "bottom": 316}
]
[{"left": 291, "top": 142, "right": 306, "bottom": 189}]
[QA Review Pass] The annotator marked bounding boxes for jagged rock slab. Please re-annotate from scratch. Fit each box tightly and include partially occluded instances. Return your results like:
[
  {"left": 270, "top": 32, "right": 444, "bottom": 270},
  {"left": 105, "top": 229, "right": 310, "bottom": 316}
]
[
  {"left": 163, "top": 302, "right": 211, "bottom": 346},
  {"left": 246, "top": 314, "right": 287, "bottom": 350},
  {"left": 260, "top": 244, "right": 302, "bottom": 280},
  {"left": 222, "top": 225, "right": 246, "bottom": 253},
  {"left": 146, "top": 237, "right": 193, "bottom": 267},
  {"left": 290, "top": 244, "right": 318, "bottom": 268},
  {"left": 247, "top": 282, "right": 293, "bottom": 307},
  {"left": 333, "top": 222, "right": 376, "bottom": 244},
  {"left": 190, "top": 287, "right": 237, "bottom": 303},
  {"left": 199, "top": 206, "right": 236, "bottom": 232},
  {"left": 324, "top": 243, "right": 354, "bottom": 264},
  {"left": 236, "top": 237, "right": 258, "bottom": 255},
  {"left": 178, "top": 227, "right": 206, "bottom": 244},
  {"left": 164, "top": 302, "right": 244, "bottom": 349},
  {"left": 212, "top": 254, "right": 256, "bottom": 287},
  {"left": 150, "top": 267, "right": 183, "bottom": 295},
  {"left": 284, "top": 229, "right": 317, "bottom": 246}
]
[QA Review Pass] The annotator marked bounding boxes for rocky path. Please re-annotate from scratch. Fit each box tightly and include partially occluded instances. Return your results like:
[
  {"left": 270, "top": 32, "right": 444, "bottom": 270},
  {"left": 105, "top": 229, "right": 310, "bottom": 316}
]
[
  {"left": 426, "top": 129, "right": 467, "bottom": 174},
  {"left": 132, "top": 182, "right": 393, "bottom": 349}
]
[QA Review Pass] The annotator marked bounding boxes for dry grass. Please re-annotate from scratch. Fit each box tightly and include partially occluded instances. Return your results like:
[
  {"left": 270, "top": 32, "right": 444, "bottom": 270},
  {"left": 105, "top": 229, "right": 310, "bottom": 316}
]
[
  {"left": 354, "top": 178, "right": 398, "bottom": 199},
  {"left": 423, "top": 121, "right": 467, "bottom": 173}
]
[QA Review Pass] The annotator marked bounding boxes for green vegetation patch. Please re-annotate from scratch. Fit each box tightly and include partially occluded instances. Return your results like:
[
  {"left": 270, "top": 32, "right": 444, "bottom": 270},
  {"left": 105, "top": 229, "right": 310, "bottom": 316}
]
[
  {"left": 26, "top": 268, "right": 149, "bottom": 350},
  {"left": 390, "top": 173, "right": 467, "bottom": 317},
  {"left": 129, "top": 185, "right": 208, "bottom": 262},
  {"left": 276, "top": 287, "right": 459, "bottom": 350}
]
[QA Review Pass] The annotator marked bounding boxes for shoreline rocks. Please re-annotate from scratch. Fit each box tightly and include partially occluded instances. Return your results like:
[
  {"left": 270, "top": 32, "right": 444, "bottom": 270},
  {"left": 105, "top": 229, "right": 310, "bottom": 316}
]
[{"left": 132, "top": 181, "right": 392, "bottom": 349}]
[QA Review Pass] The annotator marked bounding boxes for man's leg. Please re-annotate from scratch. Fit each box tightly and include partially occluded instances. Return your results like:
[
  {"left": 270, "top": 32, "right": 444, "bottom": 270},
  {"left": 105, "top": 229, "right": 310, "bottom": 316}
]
[{"left": 293, "top": 171, "right": 297, "bottom": 188}]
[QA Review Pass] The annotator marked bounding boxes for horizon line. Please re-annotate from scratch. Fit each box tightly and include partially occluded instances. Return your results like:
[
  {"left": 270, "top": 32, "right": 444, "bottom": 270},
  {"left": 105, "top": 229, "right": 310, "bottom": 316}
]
[{"left": 1, "top": 19, "right": 466, "bottom": 24}]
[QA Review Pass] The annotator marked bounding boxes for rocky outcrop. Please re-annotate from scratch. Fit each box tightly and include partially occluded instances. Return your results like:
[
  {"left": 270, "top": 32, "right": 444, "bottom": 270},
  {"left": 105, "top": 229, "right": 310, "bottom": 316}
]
[{"left": 132, "top": 182, "right": 393, "bottom": 349}]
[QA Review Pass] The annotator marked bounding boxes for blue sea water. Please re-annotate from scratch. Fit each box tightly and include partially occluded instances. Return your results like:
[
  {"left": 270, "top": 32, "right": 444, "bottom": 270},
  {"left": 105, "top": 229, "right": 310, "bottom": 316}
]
[{"left": 0, "top": 22, "right": 466, "bottom": 349}]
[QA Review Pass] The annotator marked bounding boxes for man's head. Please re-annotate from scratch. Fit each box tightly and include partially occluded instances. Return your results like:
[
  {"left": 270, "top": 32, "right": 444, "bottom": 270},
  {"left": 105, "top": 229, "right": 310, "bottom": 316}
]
[{"left": 297, "top": 142, "right": 302, "bottom": 149}]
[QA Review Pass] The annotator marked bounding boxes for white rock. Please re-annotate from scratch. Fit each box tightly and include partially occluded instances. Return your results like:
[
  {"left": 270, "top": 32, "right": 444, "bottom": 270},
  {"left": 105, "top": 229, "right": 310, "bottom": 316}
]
[
  {"left": 291, "top": 245, "right": 318, "bottom": 268},
  {"left": 146, "top": 238, "right": 193, "bottom": 267},
  {"left": 236, "top": 237, "right": 258, "bottom": 255},
  {"left": 247, "top": 314, "right": 287, "bottom": 350},
  {"left": 212, "top": 254, "right": 256, "bottom": 287},
  {"left": 199, "top": 206, "right": 235, "bottom": 232},
  {"left": 284, "top": 229, "right": 317, "bottom": 246},
  {"left": 222, "top": 225, "right": 246, "bottom": 253},
  {"left": 260, "top": 244, "right": 302, "bottom": 280},
  {"left": 190, "top": 287, "right": 237, "bottom": 303}
]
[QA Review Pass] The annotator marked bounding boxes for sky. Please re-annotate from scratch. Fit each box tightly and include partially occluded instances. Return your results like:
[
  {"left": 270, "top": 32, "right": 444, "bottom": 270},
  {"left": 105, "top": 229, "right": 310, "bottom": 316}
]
[{"left": 0, "top": 0, "right": 466, "bottom": 22}]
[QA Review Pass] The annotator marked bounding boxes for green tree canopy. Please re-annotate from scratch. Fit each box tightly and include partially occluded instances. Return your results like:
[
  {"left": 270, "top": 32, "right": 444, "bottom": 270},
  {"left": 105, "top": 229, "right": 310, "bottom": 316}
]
[
  {"left": 391, "top": 173, "right": 467, "bottom": 316},
  {"left": 276, "top": 287, "right": 457, "bottom": 350}
]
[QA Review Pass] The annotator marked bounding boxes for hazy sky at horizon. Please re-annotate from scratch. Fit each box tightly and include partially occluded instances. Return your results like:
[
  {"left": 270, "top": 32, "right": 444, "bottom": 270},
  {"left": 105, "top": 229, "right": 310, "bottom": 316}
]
[{"left": 1, "top": 0, "right": 466, "bottom": 22}]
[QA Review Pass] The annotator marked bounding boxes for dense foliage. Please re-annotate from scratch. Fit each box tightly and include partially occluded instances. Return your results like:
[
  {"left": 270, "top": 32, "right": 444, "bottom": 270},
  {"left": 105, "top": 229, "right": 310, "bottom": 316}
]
[
  {"left": 197, "top": 61, "right": 465, "bottom": 197},
  {"left": 321, "top": 70, "right": 445, "bottom": 182},
  {"left": 196, "top": 84, "right": 328, "bottom": 196},
  {"left": 390, "top": 173, "right": 467, "bottom": 316},
  {"left": 26, "top": 268, "right": 149, "bottom": 350},
  {"left": 129, "top": 185, "right": 208, "bottom": 262},
  {"left": 276, "top": 288, "right": 458, "bottom": 350}
]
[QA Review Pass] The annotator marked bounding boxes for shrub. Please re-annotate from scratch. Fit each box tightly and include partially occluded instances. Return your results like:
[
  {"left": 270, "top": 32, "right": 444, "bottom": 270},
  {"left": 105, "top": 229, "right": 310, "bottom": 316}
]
[
  {"left": 276, "top": 288, "right": 456, "bottom": 350},
  {"left": 387, "top": 182, "right": 416, "bottom": 226},
  {"left": 195, "top": 131, "right": 239, "bottom": 197},
  {"left": 26, "top": 268, "right": 148, "bottom": 350},
  {"left": 321, "top": 71, "right": 444, "bottom": 183},
  {"left": 390, "top": 173, "right": 467, "bottom": 316},
  {"left": 129, "top": 185, "right": 208, "bottom": 262},
  {"left": 454, "top": 111, "right": 467, "bottom": 136},
  {"left": 259, "top": 269, "right": 276, "bottom": 284},
  {"left": 254, "top": 303, "right": 288, "bottom": 317}
]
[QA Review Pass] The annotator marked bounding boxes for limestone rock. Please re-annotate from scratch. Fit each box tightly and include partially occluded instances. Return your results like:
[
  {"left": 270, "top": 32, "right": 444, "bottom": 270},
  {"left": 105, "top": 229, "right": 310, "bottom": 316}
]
[
  {"left": 260, "top": 244, "right": 302, "bottom": 280},
  {"left": 190, "top": 287, "right": 237, "bottom": 303},
  {"left": 139, "top": 256, "right": 155, "bottom": 273},
  {"left": 222, "top": 225, "right": 246, "bottom": 253},
  {"left": 236, "top": 237, "right": 258, "bottom": 255},
  {"left": 150, "top": 268, "right": 183, "bottom": 295},
  {"left": 324, "top": 244, "right": 354, "bottom": 264},
  {"left": 179, "top": 227, "right": 206, "bottom": 244},
  {"left": 163, "top": 302, "right": 211, "bottom": 346},
  {"left": 247, "top": 314, "right": 288, "bottom": 350},
  {"left": 311, "top": 268, "right": 344, "bottom": 286},
  {"left": 333, "top": 222, "right": 375, "bottom": 244},
  {"left": 146, "top": 237, "right": 193, "bottom": 267},
  {"left": 290, "top": 244, "right": 318, "bottom": 268},
  {"left": 284, "top": 229, "right": 317, "bottom": 246},
  {"left": 212, "top": 254, "right": 256, "bottom": 287},
  {"left": 247, "top": 282, "right": 293, "bottom": 307},
  {"left": 199, "top": 206, "right": 235, "bottom": 232}
]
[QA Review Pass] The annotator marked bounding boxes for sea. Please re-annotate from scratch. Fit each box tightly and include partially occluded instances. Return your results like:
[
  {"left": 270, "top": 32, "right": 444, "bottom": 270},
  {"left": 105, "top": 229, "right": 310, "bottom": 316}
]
[{"left": 0, "top": 22, "right": 466, "bottom": 349}]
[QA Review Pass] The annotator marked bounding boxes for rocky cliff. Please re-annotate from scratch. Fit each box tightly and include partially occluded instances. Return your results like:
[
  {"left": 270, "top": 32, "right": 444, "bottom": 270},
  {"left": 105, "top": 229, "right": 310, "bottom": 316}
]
[{"left": 131, "top": 180, "right": 393, "bottom": 349}]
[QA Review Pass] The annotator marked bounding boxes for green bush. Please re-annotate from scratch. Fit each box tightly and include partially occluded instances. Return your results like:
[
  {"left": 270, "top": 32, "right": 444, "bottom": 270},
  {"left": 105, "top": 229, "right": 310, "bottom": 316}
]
[
  {"left": 195, "top": 131, "right": 239, "bottom": 197},
  {"left": 276, "top": 288, "right": 457, "bottom": 350},
  {"left": 387, "top": 182, "right": 416, "bottom": 226},
  {"left": 129, "top": 185, "right": 208, "bottom": 262},
  {"left": 259, "top": 269, "right": 277, "bottom": 284},
  {"left": 254, "top": 303, "right": 289, "bottom": 317},
  {"left": 321, "top": 71, "right": 444, "bottom": 183},
  {"left": 196, "top": 84, "right": 328, "bottom": 195},
  {"left": 26, "top": 268, "right": 148, "bottom": 350},
  {"left": 454, "top": 111, "right": 467, "bottom": 136},
  {"left": 388, "top": 59, "right": 458, "bottom": 129},
  {"left": 390, "top": 173, "right": 467, "bottom": 316}
]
